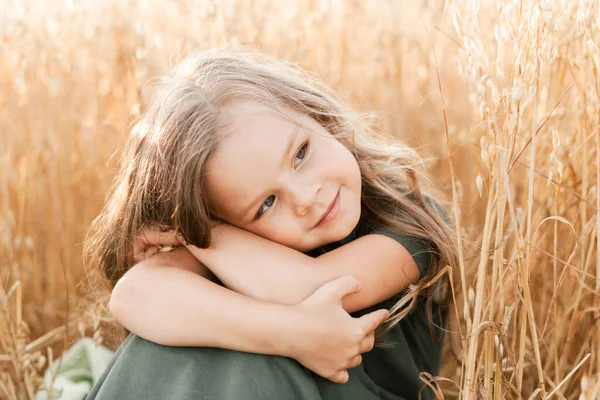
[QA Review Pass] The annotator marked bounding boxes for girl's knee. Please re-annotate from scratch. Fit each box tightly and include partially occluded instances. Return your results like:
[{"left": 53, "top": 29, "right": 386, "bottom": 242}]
[
  {"left": 94, "top": 335, "right": 320, "bottom": 399},
  {"left": 126, "top": 334, "right": 305, "bottom": 377}
]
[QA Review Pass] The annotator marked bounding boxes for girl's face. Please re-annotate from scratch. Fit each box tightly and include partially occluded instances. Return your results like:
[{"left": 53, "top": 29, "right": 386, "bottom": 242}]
[{"left": 205, "top": 102, "right": 362, "bottom": 252}]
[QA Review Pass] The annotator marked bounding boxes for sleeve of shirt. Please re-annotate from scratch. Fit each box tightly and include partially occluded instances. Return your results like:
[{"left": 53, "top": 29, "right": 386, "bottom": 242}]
[
  {"left": 370, "top": 229, "right": 432, "bottom": 278},
  {"left": 369, "top": 196, "right": 451, "bottom": 278}
]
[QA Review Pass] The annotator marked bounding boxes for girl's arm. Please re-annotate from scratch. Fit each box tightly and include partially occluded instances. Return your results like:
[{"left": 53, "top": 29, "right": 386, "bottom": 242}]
[
  {"left": 111, "top": 251, "right": 291, "bottom": 351},
  {"left": 188, "top": 223, "right": 422, "bottom": 313},
  {"left": 109, "top": 247, "right": 389, "bottom": 383}
]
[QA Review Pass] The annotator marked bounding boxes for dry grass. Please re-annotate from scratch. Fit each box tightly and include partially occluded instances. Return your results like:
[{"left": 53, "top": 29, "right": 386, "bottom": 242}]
[{"left": 1, "top": 0, "right": 599, "bottom": 398}]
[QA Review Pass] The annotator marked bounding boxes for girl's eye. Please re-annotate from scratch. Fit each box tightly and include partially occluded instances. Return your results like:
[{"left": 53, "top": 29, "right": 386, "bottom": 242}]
[
  {"left": 255, "top": 142, "right": 308, "bottom": 220},
  {"left": 293, "top": 142, "right": 309, "bottom": 168},
  {"left": 256, "top": 195, "right": 276, "bottom": 219}
]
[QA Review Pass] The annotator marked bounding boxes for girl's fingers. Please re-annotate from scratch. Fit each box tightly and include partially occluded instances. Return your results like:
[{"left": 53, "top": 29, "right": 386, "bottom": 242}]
[
  {"left": 132, "top": 235, "right": 148, "bottom": 255},
  {"left": 133, "top": 227, "right": 182, "bottom": 262},
  {"left": 330, "top": 370, "right": 349, "bottom": 384},
  {"left": 360, "top": 332, "right": 376, "bottom": 353},
  {"left": 140, "top": 229, "right": 180, "bottom": 246},
  {"left": 133, "top": 244, "right": 158, "bottom": 263},
  {"left": 134, "top": 227, "right": 183, "bottom": 251},
  {"left": 349, "top": 354, "right": 362, "bottom": 369},
  {"left": 357, "top": 308, "right": 389, "bottom": 333},
  {"left": 309, "top": 276, "right": 362, "bottom": 304}
]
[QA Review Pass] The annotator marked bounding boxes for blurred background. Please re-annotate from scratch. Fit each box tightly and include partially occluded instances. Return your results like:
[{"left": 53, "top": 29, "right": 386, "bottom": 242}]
[{"left": 1, "top": 0, "right": 599, "bottom": 398}]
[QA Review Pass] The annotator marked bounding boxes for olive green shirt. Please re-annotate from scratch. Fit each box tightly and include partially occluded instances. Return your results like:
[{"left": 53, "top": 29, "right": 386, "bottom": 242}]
[{"left": 307, "top": 207, "right": 447, "bottom": 400}]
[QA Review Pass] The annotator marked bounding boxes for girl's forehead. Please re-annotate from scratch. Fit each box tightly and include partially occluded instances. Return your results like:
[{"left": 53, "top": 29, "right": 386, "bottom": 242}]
[
  {"left": 219, "top": 101, "right": 301, "bottom": 134},
  {"left": 216, "top": 102, "right": 300, "bottom": 155},
  {"left": 204, "top": 103, "right": 303, "bottom": 207},
  {"left": 214, "top": 101, "right": 319, "bottom": 159}
]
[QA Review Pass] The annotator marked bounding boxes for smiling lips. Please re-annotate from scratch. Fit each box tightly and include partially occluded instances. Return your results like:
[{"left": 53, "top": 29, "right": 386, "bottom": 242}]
[{"left": 314, "top": 189, "right": 340, "bottom": 228}]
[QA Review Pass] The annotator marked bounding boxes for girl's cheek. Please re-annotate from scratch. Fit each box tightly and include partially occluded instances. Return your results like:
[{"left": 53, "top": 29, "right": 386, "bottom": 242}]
[{"left": 266, "top": 224, "right": 299, "bottom": 248}]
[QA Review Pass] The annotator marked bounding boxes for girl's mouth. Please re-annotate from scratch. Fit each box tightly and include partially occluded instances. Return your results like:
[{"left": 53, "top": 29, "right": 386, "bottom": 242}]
[{"left": 314, "top": 189, "right": 340, "bottom": 228}]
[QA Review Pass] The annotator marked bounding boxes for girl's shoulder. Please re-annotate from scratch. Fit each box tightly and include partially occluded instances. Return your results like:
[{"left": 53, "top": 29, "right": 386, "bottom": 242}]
[
  {"left": 309, "top": 191, "right": 450, "bottom": 266},
  {"left": 351, "top": 192, "right": 450, "bottom": 275}
]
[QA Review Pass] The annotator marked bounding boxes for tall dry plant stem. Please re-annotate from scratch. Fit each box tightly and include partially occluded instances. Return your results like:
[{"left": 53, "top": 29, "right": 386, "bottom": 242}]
[
  {"left": 428, "top": 32, "right": 469, "bottom": 397},
  {"left": 592, "top": 43, "right": 600, "bottom": 381},
  {"left": 522, "top": 13, "right": 545, "bottom": 394},
  {"left": 465, "top": 188, "right": 495, "bottom": 398}
]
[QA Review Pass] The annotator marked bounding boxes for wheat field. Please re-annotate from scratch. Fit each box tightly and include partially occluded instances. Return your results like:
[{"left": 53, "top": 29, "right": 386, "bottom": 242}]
[{"left": 1, "top": 0, "right": 599, "bottom": 398}]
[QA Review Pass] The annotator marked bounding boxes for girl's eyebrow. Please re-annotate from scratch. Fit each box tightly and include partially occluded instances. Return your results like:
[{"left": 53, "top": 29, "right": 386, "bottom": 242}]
[{"left": 238, "top": 126, "right": 301, "bottom": 221}]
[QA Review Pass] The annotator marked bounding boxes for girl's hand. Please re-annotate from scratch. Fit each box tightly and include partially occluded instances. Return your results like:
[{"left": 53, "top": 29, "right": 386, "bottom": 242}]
[
  {"left": 289, "top": 276, "right": 389, "bottom": 384},
  {"left": 132, "top": 222, "right": 223, "bottom": 263},
  {"left": 132, "top": 227, "right": 185, "bottom": 263}
]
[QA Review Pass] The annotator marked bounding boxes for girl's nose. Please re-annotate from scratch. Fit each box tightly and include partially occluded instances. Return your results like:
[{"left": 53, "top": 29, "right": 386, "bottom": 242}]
[{"left": 290, "top": 181, "right": 321, "bottom": 216}]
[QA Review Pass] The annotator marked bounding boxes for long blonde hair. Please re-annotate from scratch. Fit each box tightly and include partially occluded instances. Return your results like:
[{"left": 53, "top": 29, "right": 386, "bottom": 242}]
[{"left": 85, "top": 47, "right": 459, "bottom": 328}]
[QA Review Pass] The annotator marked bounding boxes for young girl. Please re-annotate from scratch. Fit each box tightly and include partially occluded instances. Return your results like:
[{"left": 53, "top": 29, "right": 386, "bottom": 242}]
[{"left": 85, "top": 48, "right": 458, "bottom": 400}]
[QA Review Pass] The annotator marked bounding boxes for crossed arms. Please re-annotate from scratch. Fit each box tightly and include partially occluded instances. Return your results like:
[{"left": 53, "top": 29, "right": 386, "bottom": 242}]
[{"left": 109, "top": 223, "right": 421, "bottom": 382}]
